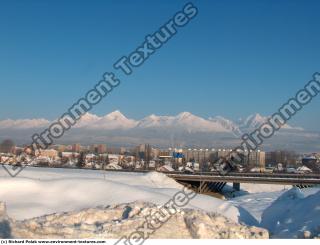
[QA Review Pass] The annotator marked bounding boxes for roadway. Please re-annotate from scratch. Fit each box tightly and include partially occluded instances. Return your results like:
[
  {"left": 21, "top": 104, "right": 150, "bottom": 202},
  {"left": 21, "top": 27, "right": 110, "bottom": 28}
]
[{"left": 164, "top": 172, "right": 320, "bottom": 185}]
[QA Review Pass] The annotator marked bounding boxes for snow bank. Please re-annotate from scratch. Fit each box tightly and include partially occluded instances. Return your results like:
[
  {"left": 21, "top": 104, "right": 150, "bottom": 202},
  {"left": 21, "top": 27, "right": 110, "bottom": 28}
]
[
  {"left": 223, "top": 183, "right": 293, "bottom": 220},
  {"left": 229, "top": 184, "right": 320, "bottom": 238},
  {"left": 142, "top": 171, "right": 182, "bottom": 189},
  {"left": 0, "top": 201, "right": 268, "bottom": 239},
  {"left": 261, "top": 187, "right": 320, "bottom": 238},
  {"left": 229, "top": 191, "right": 286, "bottom": 225},
  {"left": 0, "top": 167, "right": 240, "bottom": 223}
]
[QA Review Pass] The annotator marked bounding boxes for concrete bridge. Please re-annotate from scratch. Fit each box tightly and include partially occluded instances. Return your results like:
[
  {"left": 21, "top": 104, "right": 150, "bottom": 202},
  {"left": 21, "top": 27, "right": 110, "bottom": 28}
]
[
  {"left": 164, "top": 172, "right": 320, "bottom": 193},
  {"left": 100, "top": 168, "right": 320, "bottom": 192}
]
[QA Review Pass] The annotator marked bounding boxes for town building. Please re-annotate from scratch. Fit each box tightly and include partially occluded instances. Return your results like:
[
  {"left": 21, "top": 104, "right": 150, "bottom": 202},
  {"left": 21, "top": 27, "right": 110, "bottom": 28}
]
[
  {"left": 72, "top": 144, "right": 81, "bottom": 153},
  {"left": 39, "top": 149, "right": 58, "bottom": 159},
  {"left": 97, "top": 144, "right": 107, "bottom": 154},
  {"left": 265, "top": 150, "right": 298, "bottom": 167}
]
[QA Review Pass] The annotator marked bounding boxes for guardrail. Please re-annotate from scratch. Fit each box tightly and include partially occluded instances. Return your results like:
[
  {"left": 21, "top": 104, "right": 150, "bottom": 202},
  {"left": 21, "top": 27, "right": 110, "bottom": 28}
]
[{"left": 165, "top": 173, "right": 320, "bottom": 185}]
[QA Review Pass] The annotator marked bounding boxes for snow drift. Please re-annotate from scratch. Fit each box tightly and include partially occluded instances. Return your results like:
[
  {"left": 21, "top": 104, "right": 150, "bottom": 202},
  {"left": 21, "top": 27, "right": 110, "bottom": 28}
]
[
  {"left": 0, "top": 167, "right": 239, "bottom": 222},
  {"left": 261, "top": 187, "right": 320, "bottom": 238}
]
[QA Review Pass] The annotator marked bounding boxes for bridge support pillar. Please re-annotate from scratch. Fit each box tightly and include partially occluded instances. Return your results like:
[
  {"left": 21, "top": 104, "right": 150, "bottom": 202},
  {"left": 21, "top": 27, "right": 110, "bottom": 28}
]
[
  {"left": 233, "top": 182, "right": 240, "bottom": 191},
  {"left": 198, "top": 181, "right": 205, "bottom": 193}
]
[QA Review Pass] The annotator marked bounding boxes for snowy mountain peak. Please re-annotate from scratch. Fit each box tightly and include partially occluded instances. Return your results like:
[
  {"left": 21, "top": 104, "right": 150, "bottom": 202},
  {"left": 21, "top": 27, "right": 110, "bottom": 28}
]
[
  {"left": 81, "top": 113, "right": 100, "bottom": 121},
  {"left": 244, "top": 113, "right": 265, "bottom": 126},
  {"left": 239, "top": 113, "right": 269, "bottom": 129},
  {"left": 240, "top": 113, "right": 303, "bottom": 131},
  {"left": 147, "top": 114, "right": 159, "bottom": 120},
  {"left": 105, "top": 110, "right": 126, "bottom": 120},
  {"left": 176, "top": 112, "right": 193, "bottom": 119}
]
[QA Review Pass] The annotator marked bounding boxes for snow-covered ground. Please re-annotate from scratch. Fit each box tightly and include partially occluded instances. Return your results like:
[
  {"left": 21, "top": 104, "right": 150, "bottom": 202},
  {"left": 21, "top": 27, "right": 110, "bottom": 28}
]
[
  {"left": 223, "top": 183, "right": 292, "bottom": 224},
  {"left": 0, "top": 166, "right": 319, "bottom": 238},
  {"left": 261, "top": 187, "right": 320, "bottom": 238},
  {"left": 225, "top": 183, "right": 320, "bottom": 238},
  {"left": 0, "top": 167, "right": 238, "bottom": 222}
]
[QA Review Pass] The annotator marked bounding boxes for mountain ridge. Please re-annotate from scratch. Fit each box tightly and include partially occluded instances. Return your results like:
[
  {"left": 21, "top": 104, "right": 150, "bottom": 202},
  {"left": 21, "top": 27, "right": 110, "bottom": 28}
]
[
  {"left": 1, "top": 111, "right": 319, "bottom": 152},
  {"left": 0, "top": 111, "right": 304, "bottom": 133}
]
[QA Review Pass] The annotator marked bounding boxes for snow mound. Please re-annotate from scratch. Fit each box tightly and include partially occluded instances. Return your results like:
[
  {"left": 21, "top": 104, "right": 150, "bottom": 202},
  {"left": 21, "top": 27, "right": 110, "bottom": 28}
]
[
  {"left": 0, "top": 201, "right": 268, "bottom": 239},
  {"left": 142, "top": 171, "right": 182, "bottom": 188},
  {"left": 261, "top": 187, "right": 320, "bottom": 238},
  {"left": 0, "top": 167, "right": 240, "bottom": 223}
]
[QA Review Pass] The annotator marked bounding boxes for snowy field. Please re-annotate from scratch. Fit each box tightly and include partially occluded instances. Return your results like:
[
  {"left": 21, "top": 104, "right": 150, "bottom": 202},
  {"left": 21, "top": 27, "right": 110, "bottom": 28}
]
[
  {"left": 0, "top": 166, "right": 319, "bottom": 238},
  {"left": 0, "top": 166, "right": 238, "bottom": 222}
]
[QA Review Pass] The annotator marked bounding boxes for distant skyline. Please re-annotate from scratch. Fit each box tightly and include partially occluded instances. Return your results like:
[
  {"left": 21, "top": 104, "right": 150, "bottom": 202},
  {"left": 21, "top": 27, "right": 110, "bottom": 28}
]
[{"left": 1, "top": 0, "right": 320, "bottom": 131}]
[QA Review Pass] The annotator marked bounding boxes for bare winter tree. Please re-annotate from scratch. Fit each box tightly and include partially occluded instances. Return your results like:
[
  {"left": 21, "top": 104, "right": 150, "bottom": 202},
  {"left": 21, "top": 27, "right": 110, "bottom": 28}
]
[
  {"left": 0, "top": 139, "right": 15, "bottom": 153},
  {"left": 77, "top": 152, "right": 86, "bottom": 169}
]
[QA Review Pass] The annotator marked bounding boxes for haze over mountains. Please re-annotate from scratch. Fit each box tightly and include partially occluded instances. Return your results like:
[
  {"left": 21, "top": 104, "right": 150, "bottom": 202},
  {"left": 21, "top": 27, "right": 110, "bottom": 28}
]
[
  {"left": 0, "top": 110, "right": 303, "bottom": 132},
  {"left": 0, "top": 111, "right": 318, "bottom": 152}
]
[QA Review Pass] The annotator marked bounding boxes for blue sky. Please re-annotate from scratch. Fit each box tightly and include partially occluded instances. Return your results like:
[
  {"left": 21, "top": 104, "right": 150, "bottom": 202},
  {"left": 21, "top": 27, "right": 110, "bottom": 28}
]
[{"left": 0, "top": 0, "right": 319, "bottom": 131}]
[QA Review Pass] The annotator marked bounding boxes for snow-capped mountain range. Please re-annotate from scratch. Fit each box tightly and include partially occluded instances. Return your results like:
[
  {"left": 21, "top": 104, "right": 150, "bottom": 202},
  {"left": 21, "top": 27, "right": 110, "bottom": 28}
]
[
  {"left": 1, "top": 111, "right": 319, "bottom": 151},
  {"left": 0, "top": 110, "right": 303, "bottom": 133}
]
